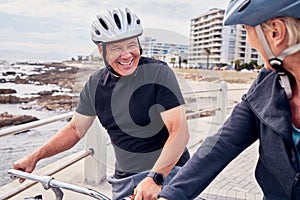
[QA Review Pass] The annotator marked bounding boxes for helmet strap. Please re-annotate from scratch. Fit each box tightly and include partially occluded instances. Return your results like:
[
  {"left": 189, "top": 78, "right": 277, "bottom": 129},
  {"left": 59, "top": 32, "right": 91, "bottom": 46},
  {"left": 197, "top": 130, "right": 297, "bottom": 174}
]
[
  {"left": 102, "top": 43, "right": 122, "bottom": 77},
  {"left": 255, "top": 25, "right": 295, "bottom": 99},
  {"left": 137, "top": 38, "right": 143, "bottom": 55}
]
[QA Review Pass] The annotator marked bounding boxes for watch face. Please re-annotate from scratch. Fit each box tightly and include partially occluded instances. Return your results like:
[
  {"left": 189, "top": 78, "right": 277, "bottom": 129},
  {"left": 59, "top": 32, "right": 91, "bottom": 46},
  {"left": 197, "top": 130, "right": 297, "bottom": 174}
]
[
  {"left": 154, "top": 173, "right": 164, "bottom": 185},
  {"left": 148, "top": 172, "right": 165, "bottom": 185}
]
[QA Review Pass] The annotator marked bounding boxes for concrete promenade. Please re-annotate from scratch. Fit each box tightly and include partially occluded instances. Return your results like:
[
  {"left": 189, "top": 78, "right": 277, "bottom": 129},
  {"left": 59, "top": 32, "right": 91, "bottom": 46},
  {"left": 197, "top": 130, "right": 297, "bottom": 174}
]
[
  {"left": 185, "top": 118, "right": 263, "bottom": 200},
  {"left": 0, "top": 73, "right": 264, "bottom": 199},
  {"left": 199, "top": 141, "right": 262, "bottom": 199},
  {"left": 0, "top": 117, "right": 263, "bottom": 200}
]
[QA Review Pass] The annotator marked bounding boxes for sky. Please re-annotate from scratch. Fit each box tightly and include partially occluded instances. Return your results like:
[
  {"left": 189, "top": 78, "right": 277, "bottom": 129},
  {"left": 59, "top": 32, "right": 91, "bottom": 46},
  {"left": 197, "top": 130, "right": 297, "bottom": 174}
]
[{"left": 0, "top": 0, "right": 228, "bottom": 62}]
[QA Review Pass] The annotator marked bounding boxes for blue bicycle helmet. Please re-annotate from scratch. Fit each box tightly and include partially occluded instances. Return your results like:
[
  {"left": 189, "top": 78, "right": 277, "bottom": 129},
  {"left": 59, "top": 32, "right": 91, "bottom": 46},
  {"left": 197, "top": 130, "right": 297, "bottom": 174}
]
[
  {"left": 224, "top": 0, "right": 300, "bottom": 99},
  {"left": 223, "top": 0, "right": 300, "bottom": 26}
]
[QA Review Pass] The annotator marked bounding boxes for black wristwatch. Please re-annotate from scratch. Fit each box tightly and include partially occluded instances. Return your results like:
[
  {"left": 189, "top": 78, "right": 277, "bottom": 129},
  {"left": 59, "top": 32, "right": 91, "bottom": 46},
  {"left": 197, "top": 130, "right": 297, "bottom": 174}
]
[{"left": 147, "top": 172, "right": 165, "bottom": 185}]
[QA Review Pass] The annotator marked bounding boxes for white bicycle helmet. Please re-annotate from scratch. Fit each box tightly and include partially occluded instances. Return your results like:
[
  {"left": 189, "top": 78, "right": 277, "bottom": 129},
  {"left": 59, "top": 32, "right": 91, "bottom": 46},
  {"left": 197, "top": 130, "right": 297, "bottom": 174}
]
[
  {"left": 91, "top": 7, "right": 143, "bottom": 45},
  {"left": 223, "top": 0, "right": 300, "bottom": 99}
]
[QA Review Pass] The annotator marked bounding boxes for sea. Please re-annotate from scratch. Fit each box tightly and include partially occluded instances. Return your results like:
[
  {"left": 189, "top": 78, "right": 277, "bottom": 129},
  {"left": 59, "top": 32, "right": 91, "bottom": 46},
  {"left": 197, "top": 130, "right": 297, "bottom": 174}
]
[{"left": 0, "top": 62, "right": 84, "bottom": 186}]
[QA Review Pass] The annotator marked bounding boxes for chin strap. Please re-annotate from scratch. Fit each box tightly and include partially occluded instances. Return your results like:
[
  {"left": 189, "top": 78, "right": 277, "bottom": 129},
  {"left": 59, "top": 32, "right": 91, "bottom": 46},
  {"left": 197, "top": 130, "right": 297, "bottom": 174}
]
[
  {"left": 102, "top": 43, "right": 122, "bottom": 78},
  {"left": 255, "top": 25, "right": 300, "bottom": 99}
]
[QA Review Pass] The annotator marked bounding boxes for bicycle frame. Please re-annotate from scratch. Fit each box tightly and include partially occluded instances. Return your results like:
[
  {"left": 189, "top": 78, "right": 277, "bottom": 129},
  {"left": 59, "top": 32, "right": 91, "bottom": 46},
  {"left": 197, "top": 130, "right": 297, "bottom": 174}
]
[{"left": 8, "top": 169, "right": 132, "bottom": 200}]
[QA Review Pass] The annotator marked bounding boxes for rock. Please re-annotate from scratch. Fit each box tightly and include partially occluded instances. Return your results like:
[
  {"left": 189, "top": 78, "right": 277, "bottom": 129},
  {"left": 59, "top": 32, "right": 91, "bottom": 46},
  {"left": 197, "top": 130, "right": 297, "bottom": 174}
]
[
  {"left": 35, "top": 95, "right": 76, "bottom": 111},
  {"left": 0, "top": 112, "right": 38, "bottom": 128},
  {"left": 38, "top": 90, "right": 54, "bottom": 96},
  {"left": 2, "top": 71, "right": 16, "bottom": 76},
  {"left": 23, "top": 64, "right": 80, "bottom": 89},
  {"left": 15, "top": 76, "right": 29, "bottom": 84},
  {"left": 0, "top": 95, "right": 35, "bottom": 104},
  {"left": 0, "top": 88, "right": 17, "bottom": 94},
  {"left": 0, "top": 78, "right": 6, "bottom": 83}
]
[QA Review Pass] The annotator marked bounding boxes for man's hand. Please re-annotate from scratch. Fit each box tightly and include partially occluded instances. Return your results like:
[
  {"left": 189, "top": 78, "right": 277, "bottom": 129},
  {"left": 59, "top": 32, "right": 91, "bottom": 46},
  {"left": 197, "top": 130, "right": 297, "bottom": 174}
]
[
  {"left": 134, "top": 177, "right": 161, "bottom": 200},
  {"left": 13, "top": 153, "right": 37, "bottom": 183}
]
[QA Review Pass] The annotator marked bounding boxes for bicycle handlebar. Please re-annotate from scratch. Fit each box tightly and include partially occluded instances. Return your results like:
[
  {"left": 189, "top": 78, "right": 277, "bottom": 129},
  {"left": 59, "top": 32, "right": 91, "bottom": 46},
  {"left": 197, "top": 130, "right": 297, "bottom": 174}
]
[{"left": 8, "top": 169, "right": 132, "bottom": 200}]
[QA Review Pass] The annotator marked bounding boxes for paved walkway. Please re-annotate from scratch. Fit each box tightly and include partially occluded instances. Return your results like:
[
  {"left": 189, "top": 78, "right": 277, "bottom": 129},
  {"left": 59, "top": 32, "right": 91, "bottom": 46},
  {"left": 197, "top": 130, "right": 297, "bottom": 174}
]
[
  {"left": 199, "top": 142, "right": 262, "bottom": 199},
  {"left": 0, "top": 117, "right": 263, "bottom": 200},
  {"left": 0, "top": 76, "right": 263, "bottom": 199},
  {"left": 186, "top": 117, "right": 263, "bottom": 200}
]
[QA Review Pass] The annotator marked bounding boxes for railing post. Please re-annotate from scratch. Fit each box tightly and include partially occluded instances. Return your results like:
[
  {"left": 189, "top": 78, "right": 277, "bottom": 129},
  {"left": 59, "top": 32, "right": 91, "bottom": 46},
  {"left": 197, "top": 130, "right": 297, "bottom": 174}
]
[
  {"left": 216, "top": 81, "right": 228, "bottom": 124},
  {"left": 84, "top": 118, "right": 107, "bottom": 184},
  {"left": 208, "top": 81, "right": 228, "bottom": 136}
]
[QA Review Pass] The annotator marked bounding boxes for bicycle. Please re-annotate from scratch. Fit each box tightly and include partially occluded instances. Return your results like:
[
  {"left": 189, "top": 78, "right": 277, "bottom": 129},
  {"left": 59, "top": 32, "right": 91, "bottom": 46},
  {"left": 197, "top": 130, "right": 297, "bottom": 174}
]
[{"left": 8, "top": 169, "right": 133, "bottom": 200}]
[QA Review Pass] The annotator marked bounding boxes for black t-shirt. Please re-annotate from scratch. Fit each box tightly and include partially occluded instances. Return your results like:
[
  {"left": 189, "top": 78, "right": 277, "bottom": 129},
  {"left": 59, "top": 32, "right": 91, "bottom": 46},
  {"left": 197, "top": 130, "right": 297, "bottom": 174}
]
[{"left": 76, "top": 57, "right": 189, "bottom": 176}]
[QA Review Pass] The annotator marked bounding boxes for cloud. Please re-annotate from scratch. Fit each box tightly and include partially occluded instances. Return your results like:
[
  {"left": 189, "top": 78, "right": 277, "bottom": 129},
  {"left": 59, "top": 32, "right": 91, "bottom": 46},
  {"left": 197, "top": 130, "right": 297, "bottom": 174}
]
[
  {"left": 0, "top": 0, "right": 228, "bottom": 32},
  {"left": 0, "top": 0, "right": 228, "bottom": 61},
  {"left": 0, "top": 0, "right": 92, "bottom": 19}
]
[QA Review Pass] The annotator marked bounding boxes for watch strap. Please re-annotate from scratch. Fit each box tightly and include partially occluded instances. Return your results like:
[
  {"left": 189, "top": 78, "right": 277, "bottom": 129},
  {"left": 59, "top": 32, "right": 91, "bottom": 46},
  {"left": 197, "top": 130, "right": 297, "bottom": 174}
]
[{"left": 147, "top": 172, "right": 165, "bottom": 185}]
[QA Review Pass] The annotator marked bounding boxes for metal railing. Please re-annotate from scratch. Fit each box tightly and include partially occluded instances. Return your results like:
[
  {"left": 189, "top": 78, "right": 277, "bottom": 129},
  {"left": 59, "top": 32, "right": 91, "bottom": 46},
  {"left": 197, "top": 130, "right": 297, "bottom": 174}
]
[
  {"left": 0, "top": 113, "right": 109, "bottom": 199},
  {"left": 0, "top": 112, "right": 73, "bottom": 137},
  {"left": 0, "top": 81, "right": 249, "bottom": 199},
  {"left": 0, "top": 150, "right": 93, "bottom": 200}
]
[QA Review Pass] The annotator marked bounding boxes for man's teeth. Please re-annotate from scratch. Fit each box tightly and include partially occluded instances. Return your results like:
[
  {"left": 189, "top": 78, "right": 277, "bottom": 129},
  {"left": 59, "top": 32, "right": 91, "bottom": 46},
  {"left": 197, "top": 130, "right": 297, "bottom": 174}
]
[{"left": 120, "top": 60, "right": 132, "bottom": 65}]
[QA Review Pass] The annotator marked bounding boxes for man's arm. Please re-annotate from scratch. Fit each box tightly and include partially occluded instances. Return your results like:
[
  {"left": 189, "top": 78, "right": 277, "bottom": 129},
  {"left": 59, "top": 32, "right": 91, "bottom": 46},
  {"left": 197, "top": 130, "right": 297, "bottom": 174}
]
[
  {"left": 134, "top": 105, "right": 189, "bottom": 200},
  {"left": 152, "top": 105, "right": 189, "bottom": 175},
  {"left": 13, "top": 112, "right": 95, "bottom": 182}
]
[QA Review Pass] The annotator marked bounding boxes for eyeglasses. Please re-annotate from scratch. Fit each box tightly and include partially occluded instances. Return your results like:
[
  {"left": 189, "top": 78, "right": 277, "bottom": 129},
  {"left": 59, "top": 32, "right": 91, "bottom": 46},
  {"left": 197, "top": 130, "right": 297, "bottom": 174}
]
[{"left": 107, "top": 42, "right": 139, "bottom": 56}]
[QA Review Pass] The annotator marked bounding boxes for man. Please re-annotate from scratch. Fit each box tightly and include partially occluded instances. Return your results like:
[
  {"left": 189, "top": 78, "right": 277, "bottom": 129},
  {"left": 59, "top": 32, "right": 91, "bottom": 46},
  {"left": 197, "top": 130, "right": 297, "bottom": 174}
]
[
  {"left": 158, "top": 0, "right": 300, "bottom": 199},
  {"left": 13, "top": 7, "right": 190, "bottom": 200}
]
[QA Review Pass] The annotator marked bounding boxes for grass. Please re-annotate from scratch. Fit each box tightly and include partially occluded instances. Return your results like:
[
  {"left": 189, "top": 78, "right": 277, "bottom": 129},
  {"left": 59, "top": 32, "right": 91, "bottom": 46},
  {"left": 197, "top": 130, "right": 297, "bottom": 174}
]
[{"left": 173, "top": 68, "right": 258, "bottom": 84}]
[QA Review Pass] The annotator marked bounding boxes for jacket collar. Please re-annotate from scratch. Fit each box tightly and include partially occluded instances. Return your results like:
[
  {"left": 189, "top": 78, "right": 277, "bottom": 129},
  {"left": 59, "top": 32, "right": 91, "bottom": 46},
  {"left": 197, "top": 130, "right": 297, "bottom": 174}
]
[{"left": 245, "top": 70, "right": 292, "bottom": 139}]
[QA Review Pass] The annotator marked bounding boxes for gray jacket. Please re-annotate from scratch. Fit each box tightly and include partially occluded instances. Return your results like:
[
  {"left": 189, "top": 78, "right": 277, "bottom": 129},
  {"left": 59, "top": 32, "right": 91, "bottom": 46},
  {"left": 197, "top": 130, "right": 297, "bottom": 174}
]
[{"left": 159, "top": 68, "right": 300, "bottom": 199}]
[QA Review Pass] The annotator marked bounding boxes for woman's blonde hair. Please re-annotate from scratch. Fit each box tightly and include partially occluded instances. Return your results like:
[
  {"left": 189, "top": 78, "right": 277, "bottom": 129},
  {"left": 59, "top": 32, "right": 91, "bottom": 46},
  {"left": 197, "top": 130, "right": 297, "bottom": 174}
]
[{"left": 262, "top": 16, "right": 300, "bottom": 47}]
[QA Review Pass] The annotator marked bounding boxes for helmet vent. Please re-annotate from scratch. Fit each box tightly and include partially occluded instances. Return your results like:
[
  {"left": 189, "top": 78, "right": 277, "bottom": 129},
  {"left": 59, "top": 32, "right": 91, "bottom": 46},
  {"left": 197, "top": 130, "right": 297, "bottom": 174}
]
[
  {"left": 99, "top": 18, "right": 109, "bottom": 30},
  {"left": 238, "top": 0, "right": 251, "bottom": 12},
  {"left": 113, "top": 14, "right": 122, "bottom": 29},
  {"left": 136, "top": 19, "right": 141, "bottom": 24},
  {"left": 95, "top": 30, "right": 101, "bottom": 35},
  {"left": 126, "top": 13, "right": 132, "bottom": 25}
]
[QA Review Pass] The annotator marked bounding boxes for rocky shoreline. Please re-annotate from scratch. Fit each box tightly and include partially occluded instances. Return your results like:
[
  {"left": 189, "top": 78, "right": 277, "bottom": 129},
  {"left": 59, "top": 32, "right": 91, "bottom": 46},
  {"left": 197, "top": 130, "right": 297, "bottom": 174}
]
[
  {"left": 0, "top": 63, "right": 258, "bottom": 128},
  {"left": 0, "top": 62, "right": 99, "bottom": 128}
]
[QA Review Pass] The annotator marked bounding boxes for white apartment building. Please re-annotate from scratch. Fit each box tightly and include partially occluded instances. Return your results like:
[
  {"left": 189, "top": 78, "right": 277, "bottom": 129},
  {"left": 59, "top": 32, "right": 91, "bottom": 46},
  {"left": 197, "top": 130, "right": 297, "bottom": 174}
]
[
  {"left": 189, "top": 8, "right": 263, "bottom": 69},
  {"left": 141, "top": 37, "right": 188, "bottom": 60},
  {"left": 140, "top": 28, "right": 189, "bottom": 65}
]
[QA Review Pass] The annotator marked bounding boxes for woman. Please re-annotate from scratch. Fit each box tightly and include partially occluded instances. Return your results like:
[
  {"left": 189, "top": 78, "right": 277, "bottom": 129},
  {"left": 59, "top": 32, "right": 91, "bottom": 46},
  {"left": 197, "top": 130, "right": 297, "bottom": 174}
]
[{"left": 158, "top": 0, "right": 300, "bottom": 199}]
